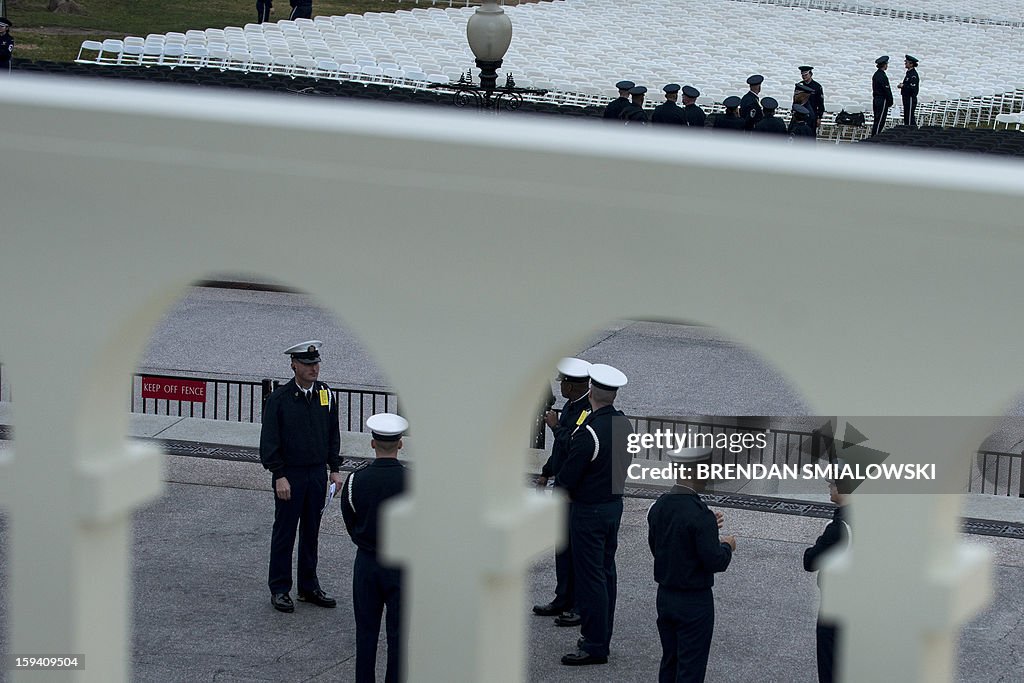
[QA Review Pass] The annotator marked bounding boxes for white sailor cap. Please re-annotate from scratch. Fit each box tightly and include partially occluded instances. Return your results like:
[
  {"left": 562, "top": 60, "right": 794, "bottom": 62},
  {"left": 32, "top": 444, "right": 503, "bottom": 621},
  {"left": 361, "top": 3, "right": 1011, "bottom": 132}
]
[
  {"left": 284, "top": 340, "right": 322, "bottom": 364},
  {"left": 668, "top": 447, "right": 713, "bottom": 463},
  {"left": 588, "top": 363, "right": 628, "bottom": 391},
  {"left": 366, "top": 413, "right": 409, "bottom": 442},
  {"left": 556, "top": 357, "right": 592, "bottom": 382}
]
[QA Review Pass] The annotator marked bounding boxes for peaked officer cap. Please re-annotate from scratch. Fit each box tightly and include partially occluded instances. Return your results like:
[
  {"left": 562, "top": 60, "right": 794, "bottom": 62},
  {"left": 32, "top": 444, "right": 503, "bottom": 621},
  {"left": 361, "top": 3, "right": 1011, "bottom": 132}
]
[
  {"left": 723, "top": 96, "right": 742, "bottom": 108},
  {"left": 557, "top": 357, "right": 592, "bottom": 382},
  {"left": 905, "top": 54, "right": 918, "bottom": 65},
  {"left": 876, "top": 55, "right": 889, "bottom": 65},
  {"left": 629, "top": 85, "right": 647, "bottom": 95},
  {"left": 792, "top": 104, "right": 811, "bottom": 115},
  {"left": 0, "top": 17, "right": 11, "bottom": 27},
  {"left": 798, "top": 65, "right": 813, "bottom": 73},
  {"left": 366, "top": 413, "right": 408, "bottom": 442},
  {"left": 589, "top": 363, "right": 628, "bottom": 391},
  {"left": 681, "top": 85, "right": 700, "bottom": 98},
  {"left": 616, "top": 80, "right": 635, "bottom": 90},
  {"left": 284, "top": 340, "right": 323, "bottom": 364},
  {"left": 746, "top": 74, "right": 764, "bottom": 85},
  {"left": 795, "top": 83, "right": 815, "bottom": 93},
  {"left": 761, "top": 96, "right": 779, "bottom": 109}
]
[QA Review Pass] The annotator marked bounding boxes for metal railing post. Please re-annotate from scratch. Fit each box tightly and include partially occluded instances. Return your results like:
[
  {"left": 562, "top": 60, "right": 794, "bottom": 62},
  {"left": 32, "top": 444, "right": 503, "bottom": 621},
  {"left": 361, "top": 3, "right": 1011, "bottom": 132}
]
[{"left": 261, "top": 379, "right": 277, "bottom": 412}]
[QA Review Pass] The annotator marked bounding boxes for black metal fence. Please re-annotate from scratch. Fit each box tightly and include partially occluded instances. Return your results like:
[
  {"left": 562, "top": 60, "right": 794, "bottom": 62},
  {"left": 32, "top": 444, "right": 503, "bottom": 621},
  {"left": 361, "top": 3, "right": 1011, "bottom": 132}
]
[
  {"left": 971, "top": 449, "right": 1024, "bottom": 496},
  {"left": 130, "top": 373, "right": 398, "bottom": 433}
]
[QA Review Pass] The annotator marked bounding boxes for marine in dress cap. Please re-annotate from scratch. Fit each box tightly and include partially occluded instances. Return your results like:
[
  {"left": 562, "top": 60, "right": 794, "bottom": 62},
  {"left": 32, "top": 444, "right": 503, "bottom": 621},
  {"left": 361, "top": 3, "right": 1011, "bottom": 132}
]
[
  {"left": 588, "top": 363, "right": 628, "bottom": 392},
  {"left": 761, "top": 96, "right": 779, "bottom": 109},
  {"left": 366, "top": 413, "right": 409, "bottom": 442},
  {"left": 905, "top": 54, "right": 918, "bottom": 65},
  {"left": 668, "top": 447, "right": 713, "bottom": 464},
  {"left": 557, "top": 357, "right": 592, "bottom": 382},
  {"left": 876, "top": 55, "right": 889, "bottom": 65},
  {"left": 663, "top": 83, "right": 681, "bottom": 94},
  {"left": 723, "top": 96, "right": 742, "bottom": 108},
  {"left": 746, "top": 74, "right": 764, "bottom": 85},
  {"left": 629, "top": 85, "right": 647, "bottom": 95},
  {"left": 799, "top": 65, "right": 813, "bottom": 73},
  {"left": 681, "top": 85, "right": 700, "bottom": 98},
  {"left": 616, "top": 80, "right": 636, "bottom": 90},
  {"left": 284, "top": 340, "right": 323, "bottom": 364}
]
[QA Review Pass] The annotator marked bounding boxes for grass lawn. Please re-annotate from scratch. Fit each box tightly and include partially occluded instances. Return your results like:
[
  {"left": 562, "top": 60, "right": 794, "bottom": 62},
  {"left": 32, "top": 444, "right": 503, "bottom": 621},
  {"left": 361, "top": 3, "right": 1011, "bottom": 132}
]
[{"left": 6, "top": 0, "right": 410, "bottom": 63}]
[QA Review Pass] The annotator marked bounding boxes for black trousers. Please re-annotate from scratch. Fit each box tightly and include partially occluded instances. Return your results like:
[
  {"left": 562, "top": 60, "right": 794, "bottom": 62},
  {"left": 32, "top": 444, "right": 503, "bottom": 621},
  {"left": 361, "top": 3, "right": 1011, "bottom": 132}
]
[
  {"left": 902, "top": 95, "right": 917, "bottom": 127},
  {"left": 656, "top": 587, "right": 715, "bottom": 683},
  {"left": 290, "top": 3, "right": 312, "bottom": 20},
  {"left": 816, "top": 619, "right": 839, "bottom": 683},
  {"left": 553, "top": 494, "right": 575, "bottom": 610},
  {"left": 872, "top": 98, "right": 890, "bottom": 136},
  {"left": 354, "top": 549, "right": 403, "bottom": 683},
  {"left": 256, "top": 1, "right": 272, "bottom": 23},
  {"left": 268, "top": 465, "right": 326, "bottom": 594},
  {"left": 570, "top": 499, "right": 623, "bottom": 658}
]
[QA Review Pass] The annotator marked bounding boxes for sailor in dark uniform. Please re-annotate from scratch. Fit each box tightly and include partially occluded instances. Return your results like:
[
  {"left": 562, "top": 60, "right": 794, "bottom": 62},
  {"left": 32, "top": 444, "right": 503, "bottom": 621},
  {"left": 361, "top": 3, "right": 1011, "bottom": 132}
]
[
  {"left": 533, "top": 358, "right": 593, "bottom": 627},
  {"left": 793, "top": 83, "right": 819, "bottom": 131},
  {"left": 556, "top": 364, "right": 633, "bottom": 666},
  {"left": 804, "top": 477, "right": 852, "bottom": 683},
  {"left": 713, "top": 96, "right": 746, "bottom": 132},
  {"left": 341, "top": 412, "right": 409, "bottom": 683},
  {"left": 753, "top": 97, "right": 789, "bottom": 135},
  {"left": 898, "top": 54, "right": 920, "bottom": 127},
  {"left": 798, "top": 66, "right": 825, "bottom": 130},
  {"left": 261, "top": 340, "right": 344, "bottom": 613},
  {"left": 620, "top": 85, "right": 650, "bottom": 125},
  {"left": 789, "top": 104, "right": 816, "bottom": 140},
  {"left": 680, "top": 85, "right": 707, "bottom": 128},
  {"left": 651, "top": 84, "right": 687, "bottom": 126},
  {"left": 0, "top": 18, "right": 14, "bottom": 74},
  {"left": 740, "top": 75, "right": 765, "bottom": 130},
  {"left": 871, "top": 55, "right": 894, "bottom": 136},
  {"left": 603, "top": 80, "right": 635, "bottom": 120},
  {"left": 648, "top": 447, "right": 735, "bottom": 683}
]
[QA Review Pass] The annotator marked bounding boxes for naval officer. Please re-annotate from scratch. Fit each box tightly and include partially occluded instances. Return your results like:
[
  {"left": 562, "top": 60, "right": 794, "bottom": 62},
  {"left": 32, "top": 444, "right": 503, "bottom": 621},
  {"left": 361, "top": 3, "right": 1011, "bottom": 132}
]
[
  {"left": 871, "top": 55, "right": 894, "bottom": 136},
  {"left": 261, "top": 340, "right": 343, "bottom": 612},
  {"left": 534, "top": 357, "right": 593, "bottom": 627},
  {"left": 740, "top": 74, "right": 765, "bottom": 130},
  {"left": 556, "top": 363, "right": 633, "bottom": 666},
  {"left": 341, "top": 413, "right": 409, "bottom": 683},
  {"left": 604, "top": 80, "right": 635, "bottom": 120},
  {"left": 647, "top": 447, "right": 735, "bottom": 683}
]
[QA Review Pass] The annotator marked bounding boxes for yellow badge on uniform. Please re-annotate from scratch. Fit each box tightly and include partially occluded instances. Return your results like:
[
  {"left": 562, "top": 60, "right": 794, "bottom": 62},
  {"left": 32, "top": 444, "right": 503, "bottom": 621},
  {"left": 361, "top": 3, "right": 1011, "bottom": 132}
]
[
  {"left": 319, "top": 389, "right": 330, "bottom": 406},
  {"left": 576, "top": 410, "right": 590, "bottom": 426}
]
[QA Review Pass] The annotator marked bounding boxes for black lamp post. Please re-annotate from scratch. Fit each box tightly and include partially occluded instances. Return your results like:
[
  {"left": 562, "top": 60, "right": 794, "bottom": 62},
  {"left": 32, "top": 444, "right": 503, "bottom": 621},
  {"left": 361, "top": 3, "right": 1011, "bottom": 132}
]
[{"left": 430, "top": 0, "right": 547, "bottom": 112}]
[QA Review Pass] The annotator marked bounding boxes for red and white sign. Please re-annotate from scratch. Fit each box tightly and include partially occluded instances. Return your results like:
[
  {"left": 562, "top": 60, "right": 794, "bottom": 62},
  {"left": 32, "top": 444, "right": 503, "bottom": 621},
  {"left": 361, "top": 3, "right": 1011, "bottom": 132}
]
[{"left": 141, "top": 377, "right": 207, "bottom": 402}]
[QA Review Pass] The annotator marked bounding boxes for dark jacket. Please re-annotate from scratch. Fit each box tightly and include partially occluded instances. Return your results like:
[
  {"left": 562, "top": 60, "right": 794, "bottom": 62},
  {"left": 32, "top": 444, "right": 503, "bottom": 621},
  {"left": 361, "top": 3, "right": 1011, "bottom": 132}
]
[
  {"left": 603, "top": 97, "right": 630, "bottom": 120},
  {"left": 541, "top": 392, "right": 591, "bottom": 479},
  {"left": 753, "top": 114, "right": 788, "bottom": 135},
  {"left": 683, "top": 103, "right": 707, "bottom": 128},
  {"left": 0, "top": 34, "right": 13, "bottom": 66},
  {"left": 651, "top": 100, "right": 687, "bottom": 125},
  {"left": 648, "top": 486, "right": 732, "bottom": 591},
  {"left": 619, "top": 103, "right": 649, "bottom": 125},
  {"left": 713, "top": 113, "right": 746, "bottom": 131},
  {"left": 341, "top": 459, "right": 407, "bottom": 556},
  {"left": 800, "top": 79, "right": 826, "bottom": 121},
  {"left": 873, "top": 69, "right": 894, "bottom": 106},
  {"left": 803, "top": 506, "right": 849, "bottom": 587},
  {"left": 901, "top": 68, "right": 919, "bottom": 98},
  {"left": 740, "top": 91, "right": 763, "bottom": 130},
  {"left": 789, "top": 121, "right": 816, "bottom": 139},
  {"left": 555, "top": 404, "right": 633, "bottom": 504},
  {"left": 259, "top": 378, "right": 342, "bottom": 478}
]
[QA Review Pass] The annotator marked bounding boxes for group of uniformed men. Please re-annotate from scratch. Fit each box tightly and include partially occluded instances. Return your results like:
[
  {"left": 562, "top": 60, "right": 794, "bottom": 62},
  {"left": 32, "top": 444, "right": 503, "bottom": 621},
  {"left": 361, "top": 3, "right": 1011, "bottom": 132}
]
[
  {"left": 257, "top": 341, "right": 852, "bottom": 682},
  {"left": 605, "top": 58, "right": 921, "bottom": 140},
  {"left": 260, "top": 340, "right": 408, "bottom": 683},
  {"left": 534, "top": 356, "right": 853, "bottom": 682}
]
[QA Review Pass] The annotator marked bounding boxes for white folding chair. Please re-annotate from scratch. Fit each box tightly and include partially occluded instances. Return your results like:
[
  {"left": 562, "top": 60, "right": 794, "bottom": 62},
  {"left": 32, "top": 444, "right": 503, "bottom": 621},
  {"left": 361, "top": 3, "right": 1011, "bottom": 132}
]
[{"left": 75, "top": 40, "right": 104, "bottom": 64}]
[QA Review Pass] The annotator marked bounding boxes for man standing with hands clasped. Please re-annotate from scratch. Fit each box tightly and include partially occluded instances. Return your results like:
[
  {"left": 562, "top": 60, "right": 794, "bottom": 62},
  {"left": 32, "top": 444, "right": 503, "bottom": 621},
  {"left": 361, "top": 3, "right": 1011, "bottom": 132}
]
[
  {"left": 871, "top": 56, "right": 894, "bottom": 136},
  {"left": 647, "top": 447, "right": 735, "bottom": 683},
  {"left": 898, "top": 55, "right": 920, "bottom": 127},
  {"left": 260, "top": 340, "right": 343, "bottom": 613}
]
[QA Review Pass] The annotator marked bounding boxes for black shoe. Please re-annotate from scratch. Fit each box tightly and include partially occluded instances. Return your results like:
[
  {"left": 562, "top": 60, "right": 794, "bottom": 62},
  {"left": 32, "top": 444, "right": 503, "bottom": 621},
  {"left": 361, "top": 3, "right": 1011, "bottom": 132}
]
[
  {"left": 561, "top": 649, "right": 607, "bottom": 666},
  {"left": 554, "top": 611, "right": 581, "bottom": 627},
  {"left": 532, "top": 601, "right": 563, "bottom": 616},
  {"left": 297, "top": 589, "right": 337, "bottom": 608},
  {"left": 271, "top": 593, "right": 294, "bottom": 613}
]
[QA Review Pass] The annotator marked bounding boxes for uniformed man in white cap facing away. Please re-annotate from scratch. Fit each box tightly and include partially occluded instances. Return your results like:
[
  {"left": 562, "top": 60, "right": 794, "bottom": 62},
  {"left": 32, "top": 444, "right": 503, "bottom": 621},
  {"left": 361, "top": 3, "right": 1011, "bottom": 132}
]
[
  {"left": 556, "top": 363, "right": 633, "bottom": 666},
  {"left": 533, "top": 357, "right": 592, "bottom": 627},
  {"left": 260, "top": 340, "right": 343, "bottom": 613},
  {"left": 647, "top": 447, "right": 735, "bottom": 683},
  {"left": 341, "top": 412, "right": 409, "bottom": 683}
]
